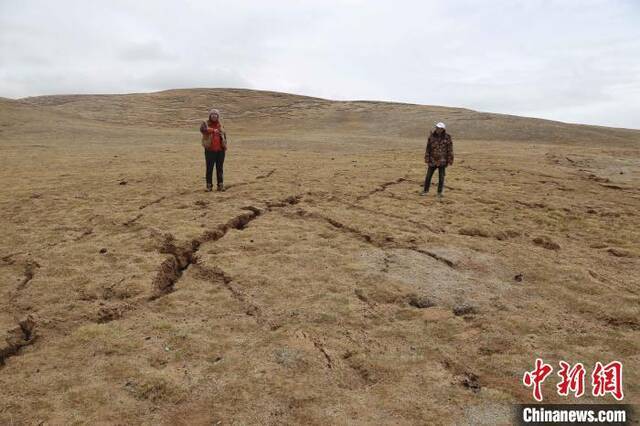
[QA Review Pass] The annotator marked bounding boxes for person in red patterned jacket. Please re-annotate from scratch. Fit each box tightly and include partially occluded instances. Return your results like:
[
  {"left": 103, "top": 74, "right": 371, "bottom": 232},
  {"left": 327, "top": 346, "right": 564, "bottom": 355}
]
[
  {"left": 421, "top": 122, "right": 453, "bottom": 198},
  {"left": 199, "top": 109, "right": 227, "bottom": 192}
]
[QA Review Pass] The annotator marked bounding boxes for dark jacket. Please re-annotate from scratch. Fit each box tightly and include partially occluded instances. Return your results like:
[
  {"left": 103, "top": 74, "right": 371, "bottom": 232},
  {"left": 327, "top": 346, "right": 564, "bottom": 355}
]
[{"left": 425, "top": 132, "right": 453, "bottom": 167}]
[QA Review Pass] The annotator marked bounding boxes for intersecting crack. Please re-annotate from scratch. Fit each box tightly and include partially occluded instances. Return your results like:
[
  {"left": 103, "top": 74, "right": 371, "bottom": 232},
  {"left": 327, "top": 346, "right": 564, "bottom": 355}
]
[
  {"left": 151, "top": 194, "right": 302, "bottom": 299},
  {"left": 1, "top": 194, "right": 303, "bottom": 367},
  {"left": 150, "top": 208, "right": 261, "bottom": 299}
]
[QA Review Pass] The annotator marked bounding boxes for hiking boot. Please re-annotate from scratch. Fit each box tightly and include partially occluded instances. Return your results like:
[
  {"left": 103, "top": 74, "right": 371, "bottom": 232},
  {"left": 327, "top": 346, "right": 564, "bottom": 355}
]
[
  {"left": 437, "top": 192, "right": 443, "bottom": 199},
  {"left": 206, "top": 184, "right": 213, "bottom": 192},
  {"left": 420, "top": 190, "right": 428, "bottom": 196},
  {"left": 217, "top": 183, "right": 225, "bottom": 192}
]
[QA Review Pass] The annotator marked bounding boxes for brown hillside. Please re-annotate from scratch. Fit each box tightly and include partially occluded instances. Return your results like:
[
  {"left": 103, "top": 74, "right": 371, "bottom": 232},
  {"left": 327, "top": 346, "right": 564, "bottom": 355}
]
[{"left": 21, "top": 88, "right": 640, "bottom": 145}]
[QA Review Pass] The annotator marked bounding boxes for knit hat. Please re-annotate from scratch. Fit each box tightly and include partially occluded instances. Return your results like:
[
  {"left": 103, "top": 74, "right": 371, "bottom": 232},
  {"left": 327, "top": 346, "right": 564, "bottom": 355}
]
[{"left": 209, "top": 109, "right": 220, "bottom": 119}]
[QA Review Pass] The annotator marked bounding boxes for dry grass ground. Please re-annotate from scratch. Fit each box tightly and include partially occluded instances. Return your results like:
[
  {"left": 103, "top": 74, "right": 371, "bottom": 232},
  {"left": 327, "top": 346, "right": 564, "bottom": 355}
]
[{"left": 1, "top": 89, "right": 639, "bottom": 424}]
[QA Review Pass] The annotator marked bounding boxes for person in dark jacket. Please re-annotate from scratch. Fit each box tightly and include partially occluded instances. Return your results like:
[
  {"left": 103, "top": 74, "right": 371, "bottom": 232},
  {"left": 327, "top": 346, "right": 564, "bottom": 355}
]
[
  {"left": 421, "top": 122, "right": 453, "bottom": 198},
  {"left": 199, "top": 109, "right": 227, "bottom": 192}
]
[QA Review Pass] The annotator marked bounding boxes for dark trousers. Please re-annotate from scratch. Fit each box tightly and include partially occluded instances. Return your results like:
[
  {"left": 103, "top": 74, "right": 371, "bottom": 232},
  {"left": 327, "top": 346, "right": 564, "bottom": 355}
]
[
  {"left": 205, "top": 150, "right": 225, "bottom": 185},
  {"left": 424, "top": 165, "right": 446, "bottom": 193}
]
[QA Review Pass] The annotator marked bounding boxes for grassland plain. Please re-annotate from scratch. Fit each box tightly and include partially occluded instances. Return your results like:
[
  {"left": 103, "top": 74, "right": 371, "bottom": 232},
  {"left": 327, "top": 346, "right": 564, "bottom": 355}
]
[{"left": 1, "top": 89, "right": 639, "bottom": 424}]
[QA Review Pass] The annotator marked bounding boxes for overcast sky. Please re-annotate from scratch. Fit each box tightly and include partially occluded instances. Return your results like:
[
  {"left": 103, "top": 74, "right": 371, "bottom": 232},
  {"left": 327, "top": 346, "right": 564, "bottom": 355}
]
[{"left": 1, "top": 0, "right": 639, "bottom": 128}]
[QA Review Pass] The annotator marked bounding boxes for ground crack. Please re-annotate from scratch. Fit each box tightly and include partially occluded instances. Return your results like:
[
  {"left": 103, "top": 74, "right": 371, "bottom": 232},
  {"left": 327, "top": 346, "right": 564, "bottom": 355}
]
[
  {"left": 284, "top": 208, "right": 455, "bottom": 269},
  {"left": 407, "top": 248, "right": 456, "bottom": 268},
  {"left": 150, "top": 208, "right": 262, "bottom": 299},
  {"left": 296, "top": 330, "right": 334, "bottom": 370},
  {"left": 226, "top": 169, "right": 280, "bottom": 190},
  {"left": 355, "top": 177, "right": 407, "bottom": 201},
  {"left": 17, "top": 260, "right": 40, "bottom": 291},
  {"left": 334, "top": 197, "right": 444, "bottom": 234},
  {"left": 151, "top": 194, "right": 302, "bottom": 299},
  {"left": 193, "top": 264, "right": 272, "bottom": 325},
  {"left": 312, "top": 338, "right": 334, "bottom": 369},
  {"left": 139, "top": 196, "right": 167, "bottom": 210},
  {"left": 0, "top": 316, "right": 37, "bottom": 367},
  {"left": 257, "top": 169, "right": 276, "bottom": 179},
  {"left": 123, "top": 213, "right": 144, "bottom": 227}
]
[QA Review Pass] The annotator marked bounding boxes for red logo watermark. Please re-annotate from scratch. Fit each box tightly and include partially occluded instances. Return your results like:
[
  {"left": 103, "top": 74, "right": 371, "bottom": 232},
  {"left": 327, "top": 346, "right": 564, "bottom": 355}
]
[
  {"left": 557, "top": 361, "right": 586, "bottom": 398},
  {"left": 523, "top": 359, "right": 623, "bottom": 402}
]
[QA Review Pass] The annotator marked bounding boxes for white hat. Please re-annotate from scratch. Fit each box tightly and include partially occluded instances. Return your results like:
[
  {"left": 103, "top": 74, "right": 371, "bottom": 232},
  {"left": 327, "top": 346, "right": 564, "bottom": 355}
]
[
  {"left": 209, "top": 108, "right": 220, "bottom": 117},
  {"left": 436, "top": 122, "right": 446, "bottom": 129}
]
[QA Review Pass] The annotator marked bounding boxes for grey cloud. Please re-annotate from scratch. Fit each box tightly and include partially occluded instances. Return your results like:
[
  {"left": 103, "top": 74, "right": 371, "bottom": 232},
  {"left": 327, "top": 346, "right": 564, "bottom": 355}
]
[
  {"left": 130, "top": 66, "right": 252, "bottom": 92},
  {"left": 0, "top": 63, "right": 250, "bottom": 97},
  {"left": 117, "top": 41, "right": 176, "bottom": 62}
]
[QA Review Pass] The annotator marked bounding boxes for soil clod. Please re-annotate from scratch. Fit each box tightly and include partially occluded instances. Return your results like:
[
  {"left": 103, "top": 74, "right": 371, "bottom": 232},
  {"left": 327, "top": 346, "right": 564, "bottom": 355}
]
[
  {"left": 0, "top": 316, "right": 37, "bottom": 366},
  {"left": 407, "top": 294, "right": 435, "bottom": 309},
  {"left": 461, "top": 372, "right": 481, "bottom": 393},
  {"left": 532, "top": 236, "right": 560, "bottom": 250},
  {"left": 453, "top": 304, "right": 478, "bottom": 317}
]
